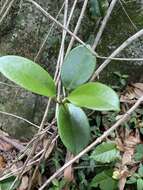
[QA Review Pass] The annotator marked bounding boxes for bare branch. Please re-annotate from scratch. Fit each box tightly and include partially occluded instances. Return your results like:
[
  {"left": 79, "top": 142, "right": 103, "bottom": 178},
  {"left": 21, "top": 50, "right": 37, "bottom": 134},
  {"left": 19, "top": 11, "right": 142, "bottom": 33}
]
[
  {"left": 0, "top": 110, "right": 39, "bottom": 129},
  {"left": 91, "top": 28, "right": 143, "bottom": 80},
  {"left": 92, "top": 0, "right": 118, "bottom": 50}
]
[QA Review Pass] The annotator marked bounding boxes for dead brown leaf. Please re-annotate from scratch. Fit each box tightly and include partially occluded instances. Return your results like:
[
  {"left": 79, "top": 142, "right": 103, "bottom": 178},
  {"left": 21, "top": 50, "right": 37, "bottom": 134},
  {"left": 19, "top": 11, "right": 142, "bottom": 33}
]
[
  {"left": 116, "top": 129, "right": 141, "bottom": 190},
  {"left": 63, "top": 152, "right": 75, "bottom": 190},
  {"left": 0, "top": 138, "right": 13, "bottom": 151},
  {"left": 119, "top": 175, "right": 127, "bottom": 190},
  {"left": 120, "top": 83, "right": 143, "bottom": 103},
  {"left": 131, "top": 83, "right": 143, "bottom": 90},
  {"left": 64, "top": 152, "right": 74, "bottom": 182},
  {"left": 45, "top": 141, "right": 55, "bottom": 159},
  {"left": 18, "top": 175, "right": 29, "bottom": 190},
  {"left": 122, "top": 130, "right": 140, "bottom": 165},
  {"left": 0, "top": 155, "right": 6, "bottom": 170},
  {"left": 31, "top": 169, "right": 42, "bottom": 189}
]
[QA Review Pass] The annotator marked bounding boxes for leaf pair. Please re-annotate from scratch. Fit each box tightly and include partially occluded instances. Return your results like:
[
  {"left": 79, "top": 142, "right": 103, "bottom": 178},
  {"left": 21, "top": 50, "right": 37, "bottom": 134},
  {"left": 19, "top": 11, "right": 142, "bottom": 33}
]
[
  {"left": 61, "top": 45, "right": 119, "bottom": 111},
  {"left": 57, "top": 81, "right": 120, "bottom": 154},
  {"left": 58, "top": 46, "right": 119, "bottom": 154}
]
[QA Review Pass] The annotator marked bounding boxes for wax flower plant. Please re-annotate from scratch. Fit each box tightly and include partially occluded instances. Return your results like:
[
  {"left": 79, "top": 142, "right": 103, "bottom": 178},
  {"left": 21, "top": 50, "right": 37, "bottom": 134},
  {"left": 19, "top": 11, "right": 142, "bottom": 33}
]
[{"left": 0, "top": 45, "right": 120, "bottom": 155}]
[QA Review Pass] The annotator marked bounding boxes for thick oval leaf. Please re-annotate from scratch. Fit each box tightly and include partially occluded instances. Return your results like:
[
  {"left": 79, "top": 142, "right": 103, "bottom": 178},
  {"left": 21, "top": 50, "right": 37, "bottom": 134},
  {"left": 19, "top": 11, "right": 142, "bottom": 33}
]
[
  {"left": 137, "top": 179, "right": 143, "bottom": 190},
  {"left": 57, "top": 103, "right": 90, "bottom": 154},
  {"left": 0, "top": 56, "right": 56, "bottom": 97},
  {"left": 61, "top": 45, "right": 96, "bottom": 90},
  {"left": 90, "top": 170, "right": 117, "bottom": 190},
  {"left": 89, "top": 0, "right": 109, "bottom": 18},
  {"left": 0, "top": 177, "right": 19, "bottom": 190},
  {"left": 67, "top": 82, "right": 120, "bottom": 111},
  {"left": 90, "top": 142, "right": 120, "bottom": 163}
]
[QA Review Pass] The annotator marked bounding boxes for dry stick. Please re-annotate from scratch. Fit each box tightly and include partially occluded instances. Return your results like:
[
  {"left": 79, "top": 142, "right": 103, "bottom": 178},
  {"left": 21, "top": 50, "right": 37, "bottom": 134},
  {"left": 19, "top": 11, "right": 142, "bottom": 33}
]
[
  {"left": 0, "top": 110, "right": 39, "bottom": 129},
  {"left": 54, "top": 1, "right": 69, "bottom": 83},
  {"left": 0, "top": 135, "right": 25, "bottom": 152},
  {"left": 119, "top": 0, "right": 137, "bottom": 30},
  {"left": 8, "top": 100, "right": 52, "bottom": 190},
  {"left": 0, "top": 0, "right": 10, "bottom": 16},
  {"left": 9, "top": 0, "right": 72, "bottom": 188},
  {"left": 9, "top": 1, "right": 66, "bottom": 182},
  {"left": 26, "top": 0, "right": 143, "bottom": 62},
  {"left": 55, "top": 0, "right": 78, "bottom": 83},
  {"left": 21, "top": 99, "right": 52, "bottom": 168},
  {"left": 39, "top": 96, "right": 143, "bottom": 190},
  {"left": 56, "top": 0, "right": 68, "bottom": 83},
  {"left": 18, "top": 2, "right": 66, "bottom": 162},
  {"left": 2, "top": 123, "right": 56, "bottom": 182},
  {"left": 92, "top": 0, "right": 118, "bottom": 50},
  {"left": 26, "top": 0, "right": 94, "bottom": 55},
  {"left": 0, "top": 81, "right": 19, "bottom": 88},
  {"left": 8, "top": 122, "right": 55, "bottom": 169},
  {"left": 28, "top": 0, "right": 73, "bottom": 186},
  {"left": 66, "top": 0, "right": 89, "bottom": 54},
  {"left": 0, "top": 0, "right": 15, "bottom": 24},
  {"left": 91, "top": 28, "right": 143, "bottom": 80},
  {"left": 0, "top": 158, "right": 41, "bottom": 181},
  {"left": 27, "top": 1, "right": 69, "bottom": 189},
  {"left": 2, "top": 2, "right": 63, "bottom": 187},
  {"left": 34, "top": 2, "right": 65, "bottom": 62},
  {"left": 21, "top": 121, "right": 55, "bottom": 157},
  {"left": 2, "top": 136, "right": 55, "bottom": 182},
  {"left": 27, "top": 133, "right": 57, "bottom": 190}
]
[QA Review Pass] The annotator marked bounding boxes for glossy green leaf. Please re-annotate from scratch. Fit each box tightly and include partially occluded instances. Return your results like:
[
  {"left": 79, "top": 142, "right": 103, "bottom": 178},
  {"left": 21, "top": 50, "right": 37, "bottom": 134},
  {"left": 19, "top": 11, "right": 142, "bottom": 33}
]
[
  {"left": 67, "top": 82, "right": 120, "bottom": 111},
  {"left": 134, "top": 144, "right": 143, "bottom": 161},
  {"left": 61, "top": 45, "right": 96, "bottom": 90},
  {"left": 57, "top": 103, "right": 90, "bottom": 154},
  {"left": 137, "top": 179, "right": 143, "bottom": 190},
  {"left": 89, "top": 0, "right": 102, "bottom": 17},
  {"left": 89, "top": 0, "right": 109, "bottom": 18},
  {"left": 90, "top": 142, "right": 120, "bottom": 163},
  {"left": 138, "top": 164, "right": 143, "bottom": 177},
  {"left": 0, "top": 56, "right": 56, "bottom": 97},
  {"left": 126, "top": 176, "right": 137, "bottom": 184},
  {"left": 0, "top": 177, "right": 19, "bottom": 190},
  {"left": 90, "top": 170, "right": 117, "bottom": 190}
]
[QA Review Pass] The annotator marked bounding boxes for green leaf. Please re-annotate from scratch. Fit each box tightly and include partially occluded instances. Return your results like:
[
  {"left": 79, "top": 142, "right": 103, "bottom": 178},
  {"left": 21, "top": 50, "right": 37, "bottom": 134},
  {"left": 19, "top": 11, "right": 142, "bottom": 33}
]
[
  {"left": 140, "top": 128, "right": 143, "bottom": 135},
  {"left": 90, "top": 170, "right": 117, "bottom": 190},
  {"left": 138, "top": 164, "right": 143, "bottom": 177},
  {"left": 89, "top": 0, "right": 109, "bottom": 18},
  {"left": 90, "top": 142, "right": 120, "bottom": 163},
  {"left": 61, "top": 45, "right": 96, "bottom": 90},
  {"left": 0, "top": 56, "right": 56, "bottom": 97},
  {"left": 89, "top": 0, "right": 102, "bottom": 17},
  {"left": 0, "top": 177, "right": 19, "bottom": 190},
  {"left": 137, "top": 179, "right": 143, "bottom": 190},
  {"left": 126, "top": 176, "right": 137, "bottom": 184},
  {"left": 57, "top": 103, "right": 90, "bottom": 154},
  {"left": 67, "top": 82, "right": 120, "bottom": 111},
  {"left": 134, "top": 144, "right": 143, "bottom": 161}
]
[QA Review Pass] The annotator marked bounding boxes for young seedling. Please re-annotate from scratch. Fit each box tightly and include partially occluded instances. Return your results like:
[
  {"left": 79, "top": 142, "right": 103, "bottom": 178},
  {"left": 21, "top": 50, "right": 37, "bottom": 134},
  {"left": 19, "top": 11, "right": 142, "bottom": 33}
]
[{"left": 0, "top": 45, "right": 120, "bottom": 155}]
